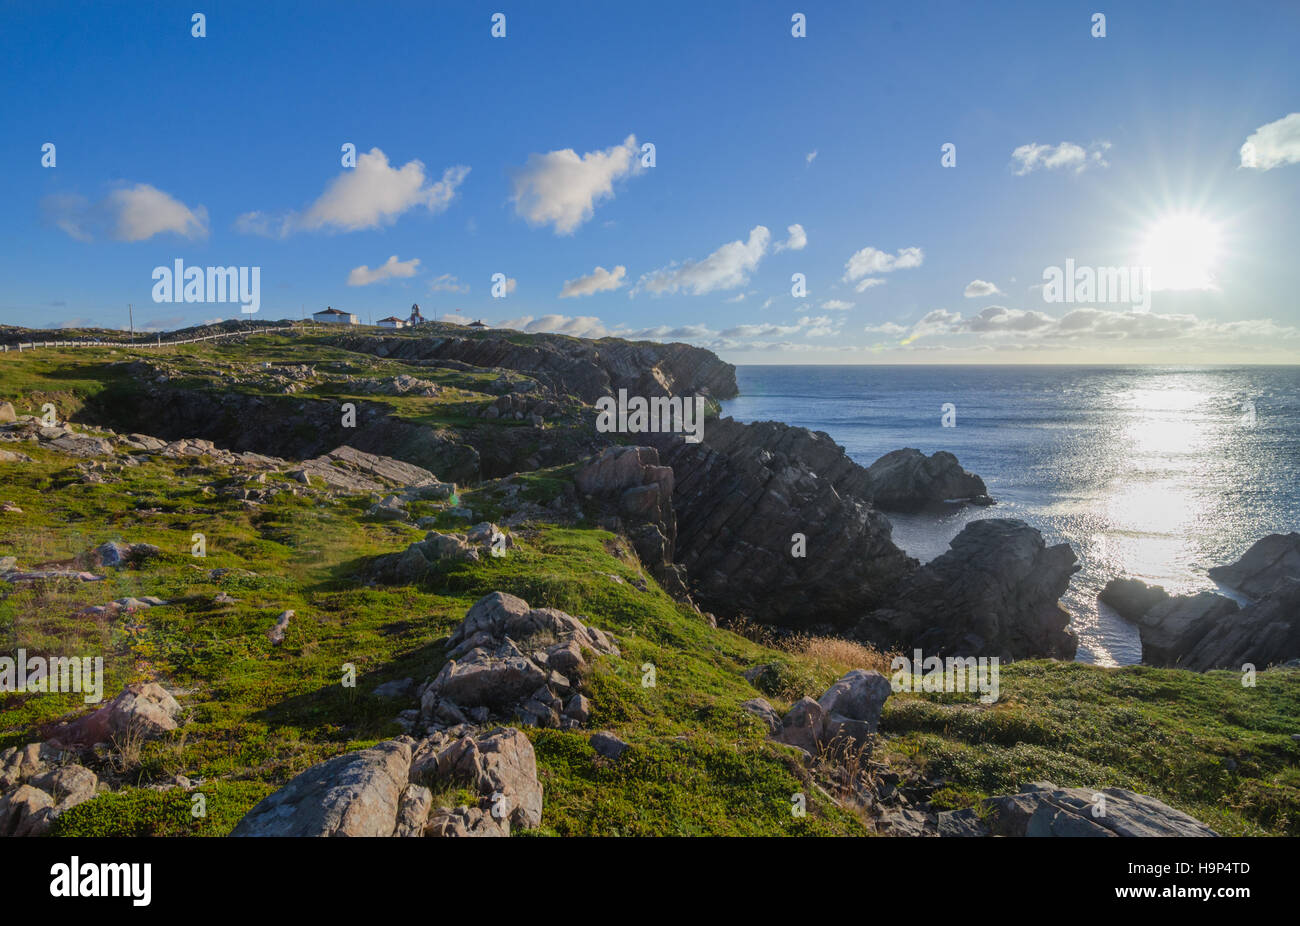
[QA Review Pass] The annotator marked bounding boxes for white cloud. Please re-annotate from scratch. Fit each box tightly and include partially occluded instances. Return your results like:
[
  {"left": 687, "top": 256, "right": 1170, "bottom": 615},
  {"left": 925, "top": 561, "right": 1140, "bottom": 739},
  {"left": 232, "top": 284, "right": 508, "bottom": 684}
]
[
  {"left": 1010, "top": 141, "right": 1110, "bottom": 175},
  {"left": 558, "top": 265, "right": 627, "bottom": 298},
  {"left": 797, "top": 315, "right": 839, "bottom": 337},
  {"left": 806, "top": 150, "right": 818, "bottom": 166},
  {"left": 882, "top": 305, "right": 1300, "bottom": 349},
  {"left": 238, "top": 148, "right": 468, "bottom": 236},
  {"left": 429, "top": 273, "right": 469, "bottom": 293},
  {"left": 774, "top": 223, "right": 807, "bottom": 252},
  {"left": 821, "top": 299, "right": 854, "bottom": 311},
  {"left": 964, "top": 279, "right": 1002, "bottom": 298},
  {"left": 1240, "top": 113, "right": 1300, "bottom": 170},
  {"left": 855, "top": 277, "right": 888, "bottom": 293},
  {"left": 44, "top": 184, "right": 209, "bottom": 242},
  {"left": 510, "top": 134, "right": 643, "bottom": 235},
  {"left": 843, "top": 246, "right": 923, "bottom": 283},
  {"left": 500, "top": 313, "right": 611, "bottom": 338},
  {"left": 636, "top": 225, "right": 771, "bottom": 295},
  {"left": 347, "top": 254, "right": 420, "bottom": 286}
]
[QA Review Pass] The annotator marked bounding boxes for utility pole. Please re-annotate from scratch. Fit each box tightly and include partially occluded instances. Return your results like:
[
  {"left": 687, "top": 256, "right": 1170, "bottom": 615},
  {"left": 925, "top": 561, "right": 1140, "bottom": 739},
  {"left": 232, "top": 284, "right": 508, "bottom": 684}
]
[{"left": 128, "top": 303, "right": 134, "bottom": 341}]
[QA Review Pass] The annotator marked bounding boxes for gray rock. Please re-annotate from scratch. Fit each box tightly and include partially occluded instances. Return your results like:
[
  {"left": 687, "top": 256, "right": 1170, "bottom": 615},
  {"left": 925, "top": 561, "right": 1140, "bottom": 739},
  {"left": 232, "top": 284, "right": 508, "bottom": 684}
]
[
  {"left": 817, "top": 669, "right": 892, "bottom": 746},
  {"left": 856, "top": 519, "right": 1079, "bottom": 660},
  {"left": 45, "top": 682, "right": 182, "bottom": 747},
  {"left": 268, "top": 609, "right": 294, "bottom": 645},
  {"left": 1208, "top": 533, "right": 1300, "bottom": 598},
  {"left": 29, "top": 764, "right": 99, "bottom": 816},
  {"left": 589, "top": 731, "right": 630, "bottom": 760},
  {"left": 393, "top": 783, "right": 432, "bottom": 837},
  {"left": 773, "top": 697, "right": 826, "bottom": 754},
  {"left": 231, "top": 739, "right": 413, "bottom": 837},
  {"left": 372, "top": 678, "right": 415, "bottom": 700},
  {"left": 740, "top": 698, "right": 782, "bottom": 734},
  {"left": 864, "top": 447, "right": 992, "bottom": 512},
  {"left": 0, "top": 742, "right": 62, "bottom": 790},
  {"left": 1134, "top": 592, "right": 1239, "bottom": 667},
  {"left": 1098, "top": 577, "right": 1171, "bottom": 622},
  {"left": 427, "top": 727, "right": 543, "bottom": 831},
  {"left": 0, "top": 784, "right": 54, "bottom": 837},
  {"left": 980, "top": 782, "right": 1219, "bottom": 837}
]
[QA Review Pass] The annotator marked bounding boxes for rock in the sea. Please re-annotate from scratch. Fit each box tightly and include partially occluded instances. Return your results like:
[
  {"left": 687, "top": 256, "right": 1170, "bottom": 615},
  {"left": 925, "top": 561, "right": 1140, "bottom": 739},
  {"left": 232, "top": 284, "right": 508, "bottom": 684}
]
[
  {"left": 863, "top": 448, "right": 992, "bottom": 512},
  {"left": 937, "top": 782, "right": 1219, "bottom": 837},
  {"left": 1131, "top": 592, "right": 1240, "bottom": 667},
  {"left": 1208, "top": 533, "right": 1300, "bottom": 598},
  {"left": 1175, "top": 578, "right": 1300, "bottom": 671},
  {"left": 1098, "top": 576, "right": 1170, "bottom": 622},
  {"left": 856, "top": 519, "right": 1079, "bottom": 660},
  {"left": 649, "top": 418, "right": 916, "bottom": 630}
]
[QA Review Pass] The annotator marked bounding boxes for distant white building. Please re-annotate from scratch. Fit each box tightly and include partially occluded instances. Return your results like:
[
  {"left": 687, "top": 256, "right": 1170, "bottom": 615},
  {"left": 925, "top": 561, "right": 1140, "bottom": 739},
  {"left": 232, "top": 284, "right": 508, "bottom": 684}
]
[
  {"left": 468, "top": 319, "right": 488, "bottom": 329},
  {"left": 377, "top": 316, "right": 405, "bottom": 329},
  {"left": 313, "top": 306, "right": 357, "bottom": 325}
]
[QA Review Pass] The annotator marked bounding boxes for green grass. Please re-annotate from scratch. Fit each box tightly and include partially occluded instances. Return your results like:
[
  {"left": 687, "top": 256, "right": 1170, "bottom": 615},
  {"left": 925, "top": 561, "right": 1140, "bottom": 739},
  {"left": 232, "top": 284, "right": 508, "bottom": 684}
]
[{"left": 2, "top": 338, "right": 1297, "bottom": 836}]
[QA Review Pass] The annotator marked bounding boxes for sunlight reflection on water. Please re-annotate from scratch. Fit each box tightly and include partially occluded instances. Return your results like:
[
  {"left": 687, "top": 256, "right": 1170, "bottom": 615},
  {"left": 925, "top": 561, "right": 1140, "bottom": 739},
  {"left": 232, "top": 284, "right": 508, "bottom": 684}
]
[{"left": 723, "top": 365, "right": 1300, "bottom": 666}]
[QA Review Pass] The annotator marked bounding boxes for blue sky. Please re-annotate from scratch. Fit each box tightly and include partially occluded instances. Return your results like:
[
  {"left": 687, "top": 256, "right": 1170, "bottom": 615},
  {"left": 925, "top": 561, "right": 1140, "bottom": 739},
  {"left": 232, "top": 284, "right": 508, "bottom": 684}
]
[{"left": 2, "top": 0, "right": 1298, "bottom": 362}]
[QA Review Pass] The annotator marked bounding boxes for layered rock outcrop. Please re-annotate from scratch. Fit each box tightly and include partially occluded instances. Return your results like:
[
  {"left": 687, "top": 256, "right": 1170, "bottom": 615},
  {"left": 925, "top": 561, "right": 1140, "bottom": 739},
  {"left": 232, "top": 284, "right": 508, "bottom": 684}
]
[
  {"left": 1208, "top": 533, "right": 1300, "bottom": 598},
  {"left": 855, "top": 519, "right": 1079, "bottom": 660},
  {"left": 333, "top": 329, "right": 739, "bottom": 405},
  {"left": 936, "top": 782, "right": 1218, "bottom": 837},
  {"left": 574, "top": 446, "right": 690, "bottom": 599},
  {"left": 648, "top": 418, "right": 915, "bottom": 629}
]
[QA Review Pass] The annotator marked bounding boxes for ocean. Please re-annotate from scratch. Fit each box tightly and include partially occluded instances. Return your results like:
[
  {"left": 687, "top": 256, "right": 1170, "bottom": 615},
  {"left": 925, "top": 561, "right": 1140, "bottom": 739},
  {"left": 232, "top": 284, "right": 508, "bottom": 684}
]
[{"left": 721, "top": 365, "right": 1300, "bottom": 666}]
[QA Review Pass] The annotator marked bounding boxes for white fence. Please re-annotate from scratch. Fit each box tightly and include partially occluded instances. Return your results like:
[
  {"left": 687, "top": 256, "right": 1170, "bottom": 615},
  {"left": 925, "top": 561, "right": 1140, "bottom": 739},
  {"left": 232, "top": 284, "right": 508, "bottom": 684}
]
[{"left": 2, "top": 325, "right": 323, "bottom": 352}]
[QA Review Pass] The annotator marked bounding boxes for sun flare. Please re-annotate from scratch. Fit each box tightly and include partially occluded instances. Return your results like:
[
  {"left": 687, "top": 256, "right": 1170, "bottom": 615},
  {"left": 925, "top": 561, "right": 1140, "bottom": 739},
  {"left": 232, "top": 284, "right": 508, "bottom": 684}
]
[{"left": 1138, "top": 211, "right": 1222, "bottom": 292}]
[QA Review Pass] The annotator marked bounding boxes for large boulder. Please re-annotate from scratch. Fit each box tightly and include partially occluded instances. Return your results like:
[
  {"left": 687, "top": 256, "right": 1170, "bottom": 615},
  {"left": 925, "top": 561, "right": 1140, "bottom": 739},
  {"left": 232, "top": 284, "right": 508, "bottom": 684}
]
[
  {"left": 863, "top": 448, "right": 992, "bottom": 512},
  {"left": 856, "top": 519, "right": 1079, "bottom": 660},
  {"left": 232, "top": 728, "right": 544, "bottom": 838},
  {"left": 1208, "top": 533, "right": 1300, "bottom": 598},
  {"left": 648, "top": 418, "right": 917, "bottom": 630},
  {"left": 938, "top": 782, "right": 1218, "bottom": 837},
  {"left": 43, "top": 682, "right": 183, "bottom": 748},
  {"left": 1170, "top": 578, "right": 1300, "bottom": 672},
  {"left": 417, "top": 728, "right": 543, "bottom": 833},
  {"left": 417, "top": 592, "right": 617, "bottom": 732},
  {"left": 0, "top": 784, "right": 54, "bottom": 837},
  {"left": 231, "top": 739, "right": 415, "bottom": 837},
  {"left": 1132, "top": 592, "right": 1240, "bottom": 667},
  {"left": 1098, "top": 577, "right": 1171, "bottom": 622},
  {"left": 817, "top": 669, "right": 893, "bottom": 746}
]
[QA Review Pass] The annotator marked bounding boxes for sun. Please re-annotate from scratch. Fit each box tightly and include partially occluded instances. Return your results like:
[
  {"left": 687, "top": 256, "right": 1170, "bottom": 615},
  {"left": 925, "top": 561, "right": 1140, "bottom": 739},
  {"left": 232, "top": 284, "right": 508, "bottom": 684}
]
[{"left": 1138, "top": 211, "right": 1222, "bottom": 292}]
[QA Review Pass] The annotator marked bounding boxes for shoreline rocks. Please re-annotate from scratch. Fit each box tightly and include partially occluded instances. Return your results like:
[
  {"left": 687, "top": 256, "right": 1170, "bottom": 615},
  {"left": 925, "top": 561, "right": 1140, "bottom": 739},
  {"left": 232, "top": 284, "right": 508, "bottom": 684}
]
[
  {"left": 863, "top": 448, "right": 993, "bottom": 512},
  {"left": 856, "top": 519, "right": 1079, "bottom": 660}
]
